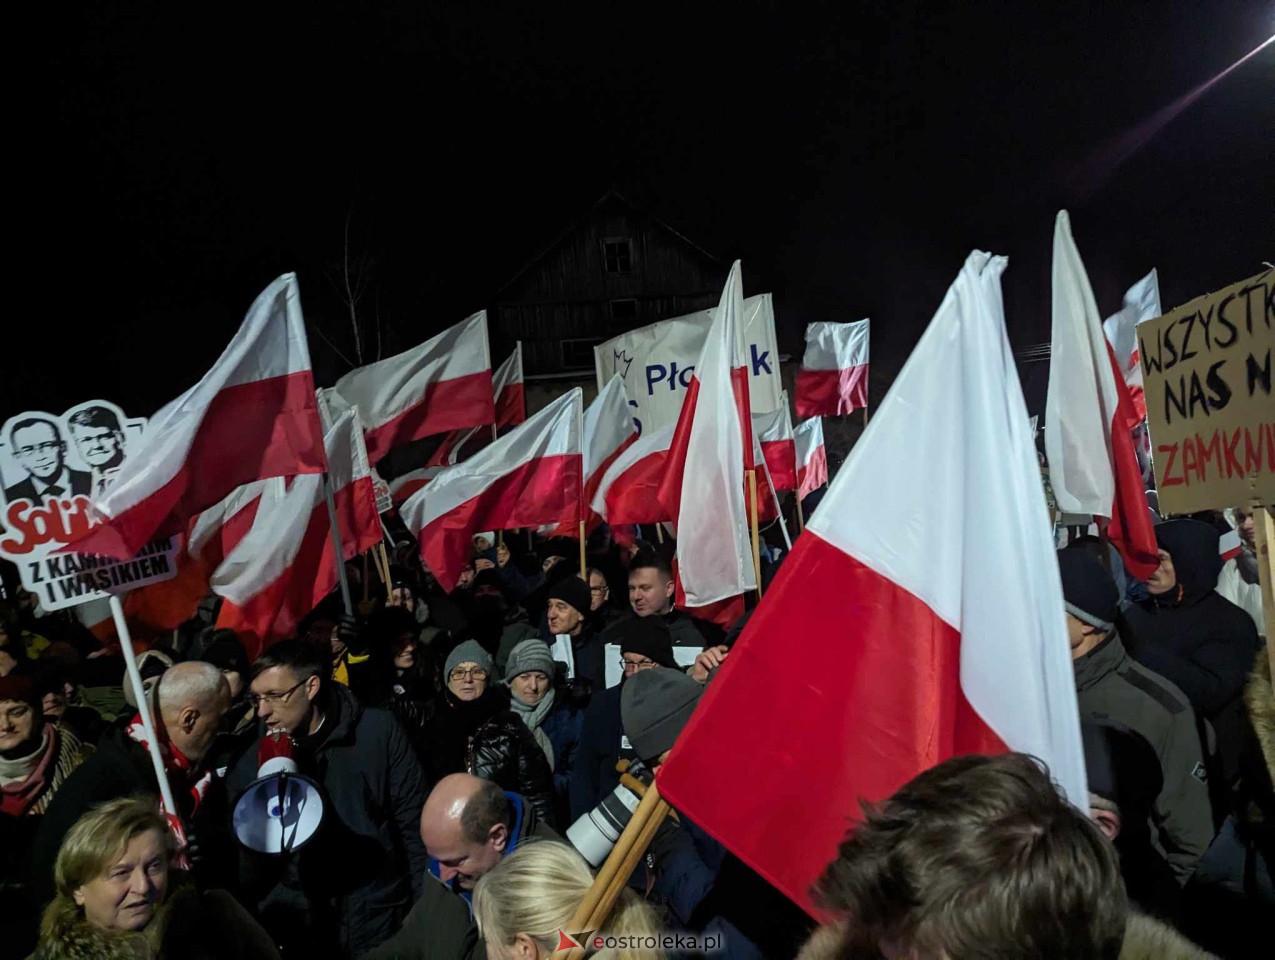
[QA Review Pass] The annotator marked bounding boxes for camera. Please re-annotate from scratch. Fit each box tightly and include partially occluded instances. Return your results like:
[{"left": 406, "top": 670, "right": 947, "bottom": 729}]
[{"left": 566, "top": 759, "right": 653, "bottom": 867}]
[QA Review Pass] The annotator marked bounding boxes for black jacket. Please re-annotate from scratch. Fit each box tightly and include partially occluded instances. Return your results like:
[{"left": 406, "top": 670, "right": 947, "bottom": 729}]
[
  {"left": 568, "top": 682, "right": 636, "bottom": 821},
  {"left": 29, "top": 727, "right": 233, "bottom": 905},
  {"left": 225, "top": 684, "right": 429, "bottom": 959},
  {"left": 420, "top": 686, "right": 556, "bottom": 828}
]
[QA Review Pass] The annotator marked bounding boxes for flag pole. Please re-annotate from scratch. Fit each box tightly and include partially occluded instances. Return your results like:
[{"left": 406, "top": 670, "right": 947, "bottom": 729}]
[
  {"left": 579, "top": 521, "right": 588, "bottom": 581},
  {"left": 1251, "top": 501, "right": 1275, "bottom": 682},
  {"left": 656, "top": 524, "right": 664, "bottom": 544},
  {"left": 493, "top": 424, "right": 504, "bottom": 551},
  {"left": 746, "top": 469, "right": 763, "bottom": 599},
  {"left": 795, "top": 494, "right": 805, "bottom": 532},
  {"left": 109, "top": 595, "right": 179, "bottom": 818},
  {"left": 323, "top": 473, "right": 354, "bottom": 616},
  {"left": 759, "top": 458, "right": 792, "bottom": 549},
  {"left": 862, "top": 400, "right": 869, "bottom": 428}
]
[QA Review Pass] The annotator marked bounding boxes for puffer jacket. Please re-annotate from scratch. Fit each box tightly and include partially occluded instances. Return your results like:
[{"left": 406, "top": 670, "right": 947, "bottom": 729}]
[{"left": 421, "top": 686, "right": 556, "bottom": 828}]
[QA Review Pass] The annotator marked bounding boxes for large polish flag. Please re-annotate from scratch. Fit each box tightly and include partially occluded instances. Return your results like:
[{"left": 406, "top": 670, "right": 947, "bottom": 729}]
[
  {"left": 752, "top": 405, "right": 797, "bottom": 492},
  {"left": 657, "top": 261, "right": 757, "bottom": 606},
  {"left": 388, "top": 466, "right": 443, "bottom": 505},
  {"left": 551, "top": 375, "right": 638, "bottom": 538},
  {"left": 1102, "top": 269, "right": 1160, "bottom": 422},
  {"left": 794, "top": 319, "right": 870, "bottom": 418},
  {"left": 1045, "top": 212, "right": 1159, "bottom": 581},
  {"left": 793, "top": 416, "right": 829, "bottom": 501},
  {"left": 658, "top": 251, "right": 1087, "bottom": 916},
  {"left": 400, "top": 390, "right": 584, "bottom": 592},
  {"left": 590, "top": 424, "right": 675, "bottom": 544},
  {"left": 213, "top": 409, "right": 381, "bottom": 657},
  {"left": 494, "top": 342, "right": 527, "bottom": 428},
  {"left": 69, "top": 274, "right": 327, "bottom": 560},
  {"left": 333, "top": 311, "right": 495, "bottom": 463}
]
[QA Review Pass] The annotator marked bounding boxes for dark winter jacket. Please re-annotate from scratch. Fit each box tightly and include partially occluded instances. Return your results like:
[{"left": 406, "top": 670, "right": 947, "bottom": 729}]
[
  {"left": 1124, "top": 520, "right": 1260, "bottom": 720},
  {"left": 539, "top": 618, "right": 606, "bottom": 695},
  {"left": 601, "top": 609, "right": 708, "bottom": 651},
  {"left": 420, "top": 686, "right": 556, "bottom": 827},
  {"left": 30, "top": 727, "right": 233, "bottom": 905},
  {"left": 568, "top": 682, "right": 636, "bottom": 821},
  {"left": 1074, "top": 632, "right": 1214, "bottom": 884},
  {"left": 225, "top": 683, "right": 429, "bottom": 959}
]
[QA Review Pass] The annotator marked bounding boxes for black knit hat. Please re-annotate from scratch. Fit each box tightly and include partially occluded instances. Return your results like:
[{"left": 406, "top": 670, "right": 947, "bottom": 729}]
[
  {"left": 547, "top": 575, "right": 592, "bottom": 619},
  {"left": 613, "top": 616, "right": 678, "bottom": 669},
  {"left": 202, "top": 633, "right": 249, "bottom": 676},
  {"left": 1057, "top": 549, "right": 1119, "bottom": 632}
]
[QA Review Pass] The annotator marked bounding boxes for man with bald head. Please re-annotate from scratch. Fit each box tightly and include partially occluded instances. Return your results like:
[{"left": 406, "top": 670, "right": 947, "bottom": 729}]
[
  {"left": 364, "top": 774, "right": 558, "bottom": 960},
  {"left": 31, "top": 661, "right": 233, "bottom": 901}
]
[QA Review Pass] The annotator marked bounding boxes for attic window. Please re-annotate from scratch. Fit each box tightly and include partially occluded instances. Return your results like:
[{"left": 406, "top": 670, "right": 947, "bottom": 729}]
[{"left": 603, "top": 238, "right": 632, "bottom": 274}]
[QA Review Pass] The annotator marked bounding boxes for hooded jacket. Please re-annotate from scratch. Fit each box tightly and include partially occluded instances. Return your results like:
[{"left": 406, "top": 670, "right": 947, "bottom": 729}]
[
  {"left": 1074, "top": 633, "right": 1214, "bottom": 884},
  {"left": 225, "top": 683, "right": 428, "bottom": 958},
  {"left": 1124, "top": 520, "right": 1260, "bottom": 721}
]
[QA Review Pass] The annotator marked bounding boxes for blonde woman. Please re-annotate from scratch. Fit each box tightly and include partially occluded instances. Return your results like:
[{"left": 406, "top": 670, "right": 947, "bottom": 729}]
[
  {"left": 34, "top": 796, "right": 278, "bottom": 960},
  {"left": 473, "top": 841, "right": 665, "bottom": 960}
]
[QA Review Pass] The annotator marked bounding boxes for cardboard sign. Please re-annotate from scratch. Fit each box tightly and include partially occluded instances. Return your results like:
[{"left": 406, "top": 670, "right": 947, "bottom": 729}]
[
  {"left": 1137, "top": 271, "right": 1274, "bottom": 513},
  {"left": 0, "top": 401, "right": 179, "bottom": 610},
  {"left": 594, "top": 294, "right": 782, "bottom": 436}
]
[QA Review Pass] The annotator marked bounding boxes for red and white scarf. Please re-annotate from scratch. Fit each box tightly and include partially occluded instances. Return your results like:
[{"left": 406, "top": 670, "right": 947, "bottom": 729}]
[{"left": 125, "top": 715, "right": 213, "bottom": 868}]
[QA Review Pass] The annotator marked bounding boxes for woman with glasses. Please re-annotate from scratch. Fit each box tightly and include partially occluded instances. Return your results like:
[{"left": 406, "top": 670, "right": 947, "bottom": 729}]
[{"left": 421, "top": 640, "right": 557, "bottom": 827}]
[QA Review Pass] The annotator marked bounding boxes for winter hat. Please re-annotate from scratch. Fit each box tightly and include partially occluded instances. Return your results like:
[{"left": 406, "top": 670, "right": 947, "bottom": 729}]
[
  {"left": 614, "top": 616, "right": 678, "bottom": 669},
  {"left": 0, "top": 672, "right": 40, "bottom": 710},
  {"left": 1154, "top": 518, "right": 1223, "bottom": 599},
  {"left": 472, "top": 569, "right": 506, "bottom": 592},
  {"left": 547, "top": 575, "right": 592, "bottom": 618},
  {"left": 123, "top": 649, "right": 174, "bottom": 708},
  {"left": 1057, "top": 549, "right": 1119, "bottom": 632},
  {"left": 621, "top": 668, "right": 703, "bottom": 763},
  {"left": 445, "top": 639, "right": 494, "bottom": 678},
  {"left": 505, "top": 639, "right": 556, "bottom": 680},
  {"left": 202, "top": 633, "right": 248, "bottom": 677}
]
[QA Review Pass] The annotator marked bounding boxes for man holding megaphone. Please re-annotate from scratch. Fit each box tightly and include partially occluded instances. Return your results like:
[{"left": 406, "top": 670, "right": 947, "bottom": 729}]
[{"left": 225, "top": 638, "right": 429, "bottom": 959}]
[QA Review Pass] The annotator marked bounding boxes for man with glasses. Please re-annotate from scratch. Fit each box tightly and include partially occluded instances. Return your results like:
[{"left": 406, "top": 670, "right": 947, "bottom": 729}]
[
  {"left": 2, "top": 416, "right": 91, "bottom": 507},
  {"left": 225, "top": 638, "right": 429, "bottom": 958},
  {"left": 568, "top": 617, "right": 681, "bottom": 820}
]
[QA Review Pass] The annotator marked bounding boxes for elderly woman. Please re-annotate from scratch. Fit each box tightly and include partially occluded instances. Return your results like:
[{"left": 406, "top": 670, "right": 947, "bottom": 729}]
[
  {"left": 474, "top": 841, "right": 664, "bottom": 959},
  {"left": 504, "top": 639, "right": 583, "bottom": 825},
  {"left": 421, "top": 640, "right": 556, "bottom": 826},
  {"left": 34, "top": 796, "right": 278, "bottom": 959}
]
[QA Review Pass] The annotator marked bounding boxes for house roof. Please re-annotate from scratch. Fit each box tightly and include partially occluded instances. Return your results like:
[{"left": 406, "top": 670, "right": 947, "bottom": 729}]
[{"left": 492, "top": 188, "right": 721, "bottom": 300}]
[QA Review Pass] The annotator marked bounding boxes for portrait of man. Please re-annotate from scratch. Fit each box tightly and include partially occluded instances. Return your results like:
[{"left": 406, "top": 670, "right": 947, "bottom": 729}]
[
  {"left": 67, "top": 405, "right": 128, "bottom": 494},
  {"left": 2, "top": 417, "right": 92, "bottom": 507}
]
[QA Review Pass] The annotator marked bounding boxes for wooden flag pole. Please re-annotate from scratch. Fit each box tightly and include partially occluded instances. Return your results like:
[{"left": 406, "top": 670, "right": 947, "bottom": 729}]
[
  {"left": 862, "top": 400, "right": 869, "bottom": 428},
  {"left": 579, "top": 520, "right": 588, "bottom": 581},
  {"left": 795, "top": 494, "right": 805, "bottom": 532},
  {"left": 747, "top": 469, "right": 763, "bottom": 599},
  {"left": 376, "top": 543, "right": 393, "bottom": 602},
  {"left": 656, "top": 523, "right": 665, "bottom": 544},
  {"left": 1251, "top": 501, "right": 1275, "bottom": 682}
]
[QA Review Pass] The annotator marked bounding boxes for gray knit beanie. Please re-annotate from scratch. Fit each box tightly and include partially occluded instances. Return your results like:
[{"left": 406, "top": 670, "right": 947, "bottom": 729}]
[
  {"left": 621, "top": 668, "right": 703, "bottom": 763},
  {"left": 445, "top": 639, "right": 494, "bottom": 678},
  {"left": 505, "top": 639, "right": 556, "bottom": 680}
]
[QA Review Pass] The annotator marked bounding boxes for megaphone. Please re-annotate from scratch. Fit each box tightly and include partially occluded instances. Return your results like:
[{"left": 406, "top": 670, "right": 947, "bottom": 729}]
[{"left": 232, "top": 729, "right": 324, "bottom": 854}]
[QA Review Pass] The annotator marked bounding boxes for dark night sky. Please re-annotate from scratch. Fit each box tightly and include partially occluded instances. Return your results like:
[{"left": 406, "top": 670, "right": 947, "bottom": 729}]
[{"left": 8, "top": 1, "right": 1273, "bottom": 421}]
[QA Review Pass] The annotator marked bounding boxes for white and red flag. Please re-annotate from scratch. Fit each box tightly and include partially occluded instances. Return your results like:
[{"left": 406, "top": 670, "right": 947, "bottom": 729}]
[
  {"left": 388, "top": 466, "right": 442, "bottom": 505},
  {"left": 752, "top": 405, "right": 796, "bottom": 492},
  {"left": 659, "top": 251, "right": 1087, "bottom": 916},
  {"left": 212, "top": 409, "right": 381, "bottom": 657},
  {"left": 1102, "top": 269, "right": 1160, "bottom": 422},
  {"left": 400, "top": 390, "right": 584, "bottom": 592},
  {"left": 69, "top": 274, "right": 326, "bottom": 560},
  {"left": 494, "top": 342, "right": 527, "bottom": 429},
  {"left": 794, "top": 319, "right": 870, "bottom": 418},
  {"left": 1045, "top": 212, "right": 1159, "bottom": 581},
  {"left": 657, "top": 261, "right": 757, "bottom": 607},
  {"left": 590, "top": 423, "right": 675, "bottom": 545},
  {"left": 333, "top": 311, "right": 495, "bottom": 463},
  {"left": 551, "top": 375, "right": 637, "bottom": 537},
  {"left": 793, "top": 416, "right": 828, "bottom": 501}
]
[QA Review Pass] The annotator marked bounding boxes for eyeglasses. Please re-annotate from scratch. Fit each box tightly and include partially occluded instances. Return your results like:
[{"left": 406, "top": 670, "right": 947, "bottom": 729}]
[
  {"left": 590, "top": 585, "right": 608, "bottom": 595},
  {"left": 449, "top": 668, "right": 488, "bottom": 682},
  {"left": 620, "top": 657, "right": 657, "bottom": 673},
  {"left": 16, "top": 442, "right": 62, "bottom": 457},
  {"left": 247, "top": 677, "right": 310, "bottom": 708}
]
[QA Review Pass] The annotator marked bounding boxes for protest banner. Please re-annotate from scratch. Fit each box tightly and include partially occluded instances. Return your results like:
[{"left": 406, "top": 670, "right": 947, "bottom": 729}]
[
  {"left": 1137, "top": 270, "right": 1273, "bottom": 515},
  {"left": 0, "top": 401, "right": 179, "bottom": 610},
  {"left": 594, "top": 294, "right": 782, "bottom": 435}
]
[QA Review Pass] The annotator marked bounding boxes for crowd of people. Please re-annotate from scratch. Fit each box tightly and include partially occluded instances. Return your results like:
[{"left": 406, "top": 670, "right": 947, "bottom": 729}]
[{"left": 0, "top": 500, "right": 1269, "bottom": 958}]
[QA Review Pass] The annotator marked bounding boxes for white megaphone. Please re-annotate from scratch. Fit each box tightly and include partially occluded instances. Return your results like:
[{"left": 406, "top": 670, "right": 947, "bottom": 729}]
[{"left": 232, "top": 729, "right": 324, "bottom": 854}]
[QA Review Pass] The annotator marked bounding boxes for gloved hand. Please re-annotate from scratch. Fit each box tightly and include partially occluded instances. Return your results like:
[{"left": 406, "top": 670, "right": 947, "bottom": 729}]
[{"left": 338, "top": 614, "right": 365, "bottom": 657}]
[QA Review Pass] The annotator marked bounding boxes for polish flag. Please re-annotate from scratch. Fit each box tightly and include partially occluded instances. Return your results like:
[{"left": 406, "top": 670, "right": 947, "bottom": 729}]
[
  {"left": 1219, "top": 528, "right": 1243, "bottom": 563},
  {"left": 333, "top": 311, "right": 495, "bottom": 464},
  {"left": 213, "top": 409, "right": 381, "bottom": 657},
  {"left": 389, "top": 466, "right": 443, "bottom": 505},
  {"left": 494, "top": 342, "right": 527, "bottom": 429},
  {"left": 657, "top": 261, "right": 757, "bottom": 607},
  {"left": 659, "top": 251, "right": 1087, "bottom": 916},
  {"left": 794, "top": 319, "right": 870, "bottom": 418},
  {"left": 1102, "top": 269, "right": 1160, "bottom": 422},
  {"left": 794, "top": 417, "right": 829, "bottom": 501},
  {"left": 752, "top": 406, "right": 797, "bottom": 492},
  {"left": 400, "top": 390, "right": 584, "bottom": 592},
  {"left": 1045, "top": 212, "right": 1160, "bottom": 581},
  {"left": 68, "top": 274, "right": 327, "bottom": 560},
  {"left": 591, "top": 424, "right": 675, "bottom": 545},
  {"left": 550, "top": 375, "right": 638, "bottom": 538}
]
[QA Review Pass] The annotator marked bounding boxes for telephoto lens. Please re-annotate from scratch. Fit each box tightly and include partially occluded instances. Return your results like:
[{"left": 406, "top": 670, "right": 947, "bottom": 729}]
[{"left": 565, "top": 759, "right": 653, "bottom": 866}]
